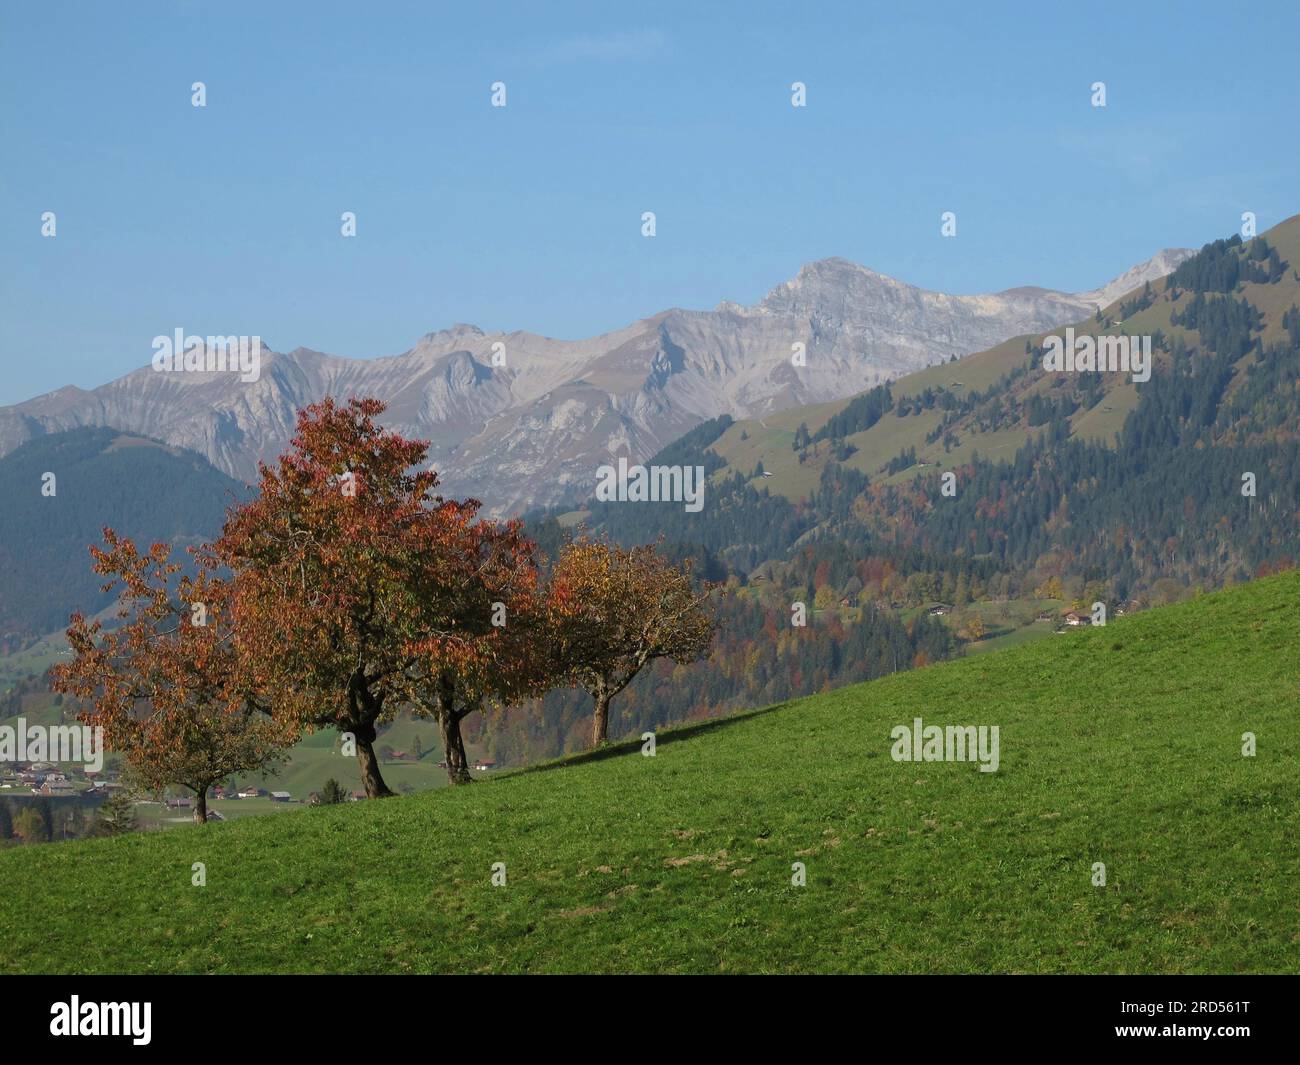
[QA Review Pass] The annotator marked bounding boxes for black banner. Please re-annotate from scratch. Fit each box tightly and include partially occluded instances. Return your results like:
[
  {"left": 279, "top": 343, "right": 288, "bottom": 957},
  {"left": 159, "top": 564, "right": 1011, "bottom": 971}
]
[{"left": 4, "top": 975, "right": 1293, "bottom": 1052}]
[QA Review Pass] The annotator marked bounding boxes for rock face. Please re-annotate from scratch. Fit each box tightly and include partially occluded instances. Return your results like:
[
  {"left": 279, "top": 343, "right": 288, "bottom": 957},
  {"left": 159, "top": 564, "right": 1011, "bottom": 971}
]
[{"left": 0, "top": 249, "right": 1192, "bottom": 514}]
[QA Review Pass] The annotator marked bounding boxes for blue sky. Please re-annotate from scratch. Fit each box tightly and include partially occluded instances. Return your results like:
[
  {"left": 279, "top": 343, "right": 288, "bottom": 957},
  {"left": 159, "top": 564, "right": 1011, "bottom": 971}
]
[{"left": 3, "top": 0, "right": 1298, "bottom": 405}]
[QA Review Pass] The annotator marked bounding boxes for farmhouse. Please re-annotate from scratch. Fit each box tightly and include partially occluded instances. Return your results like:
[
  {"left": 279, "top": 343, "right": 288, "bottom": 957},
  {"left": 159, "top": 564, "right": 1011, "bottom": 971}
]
[
  {"left": 238, "top": 786, "right": 262, "bottom": 799},
  {"left": 473, "top": 759, "right": 497, "bottom": 771},
  {"left": 1063, "top": 611, "right": 1090, "bottom": 626},
  {"left": 269, "top": 791, "right": 292, "bottom": 803}
]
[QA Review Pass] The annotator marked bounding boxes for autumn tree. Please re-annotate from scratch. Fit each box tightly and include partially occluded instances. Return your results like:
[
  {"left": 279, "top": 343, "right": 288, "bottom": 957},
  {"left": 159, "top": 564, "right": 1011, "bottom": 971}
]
[
  {"left": 52, "top": 531, "right": 288, "bottom": 825},
  {"left": 216, "top": 397, "right": 444, "bottom": 799},
  {"left": 405, "top": 505, "right": 555, "bottom": 785},
  {"left": 548, "top": 538, "right": 717, "bottom": 747}
]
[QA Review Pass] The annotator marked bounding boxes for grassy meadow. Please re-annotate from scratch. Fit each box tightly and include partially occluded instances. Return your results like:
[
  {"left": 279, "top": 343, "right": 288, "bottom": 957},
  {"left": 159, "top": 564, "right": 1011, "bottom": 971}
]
[{"left": 0, "top": 571, "right": 1297, "bottom": 974}]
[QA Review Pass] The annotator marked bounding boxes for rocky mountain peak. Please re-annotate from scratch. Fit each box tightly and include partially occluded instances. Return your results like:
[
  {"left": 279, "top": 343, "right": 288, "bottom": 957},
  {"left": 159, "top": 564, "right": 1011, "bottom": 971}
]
[{"left": 0, "top": 245, "right": 1196, "bottom": 516}]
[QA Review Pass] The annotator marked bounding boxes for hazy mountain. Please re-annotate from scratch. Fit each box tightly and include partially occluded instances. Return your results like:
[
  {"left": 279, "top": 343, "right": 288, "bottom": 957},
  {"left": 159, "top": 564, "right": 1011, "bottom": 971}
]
[
  {"left": 0, "top": 428, "right": 248, "bottom": 639},
  {"left": 0, "top": 248, "right": 1192, "bottom": 515}
]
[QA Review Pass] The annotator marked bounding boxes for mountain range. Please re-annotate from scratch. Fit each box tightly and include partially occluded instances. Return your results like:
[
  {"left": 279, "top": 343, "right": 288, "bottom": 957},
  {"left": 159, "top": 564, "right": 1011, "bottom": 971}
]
[
  {"left": 0, "top": 248, "right": 1192, "bottom": 514},
  {"left": 565, "top": 215, "right": 1300, "bottom": 611}
]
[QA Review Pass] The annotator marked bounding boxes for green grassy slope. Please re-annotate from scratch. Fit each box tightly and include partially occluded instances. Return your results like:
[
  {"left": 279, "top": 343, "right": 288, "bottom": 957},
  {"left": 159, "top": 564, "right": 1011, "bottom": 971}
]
[{"left": 2, "top": 571, "right": 1298, "bottom": 974}]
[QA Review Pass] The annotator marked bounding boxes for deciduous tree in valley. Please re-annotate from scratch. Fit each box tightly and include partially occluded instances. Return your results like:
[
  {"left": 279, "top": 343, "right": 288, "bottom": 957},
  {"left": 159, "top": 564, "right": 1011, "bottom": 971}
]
[
  {"left": 51, "top": 531, "right": 287, "bottom": 825},
  {"left": 548, "top": 538, "right": 717, "bottom": 747},
  {"left": 12, "top": 807, "right": 50, "bottom": 844}
]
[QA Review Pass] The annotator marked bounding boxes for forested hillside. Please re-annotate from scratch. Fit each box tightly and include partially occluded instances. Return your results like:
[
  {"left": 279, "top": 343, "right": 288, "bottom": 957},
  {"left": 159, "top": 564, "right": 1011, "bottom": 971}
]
[
  {"left": 492, "top": 218, "right": 1300, "bottom": 764},
  {"left": 552, "top": 218, "right": 1300, "bottom": 605},
  {"left": 0, "top": 429, "right": 249, "bottom": 640}
]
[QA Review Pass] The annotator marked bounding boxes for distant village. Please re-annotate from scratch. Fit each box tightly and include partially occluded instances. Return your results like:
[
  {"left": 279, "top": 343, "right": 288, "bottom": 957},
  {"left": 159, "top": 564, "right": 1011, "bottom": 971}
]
[
  {"left": 1, "top": 747, "right": 504, "bottom": 838},
  {"left": 0, "top": 759, "right": 120, "bottom": 799}
]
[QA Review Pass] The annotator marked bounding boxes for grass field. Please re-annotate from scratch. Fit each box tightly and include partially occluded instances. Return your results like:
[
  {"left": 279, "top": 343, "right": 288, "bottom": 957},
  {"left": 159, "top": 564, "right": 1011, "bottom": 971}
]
[
  {"left": 0, "top": 633, "right": 71, "bottom": 693},
  {"left": 1, "top": 571, "right": 1297, "bottom": 974},
  {"left": 132, "top": 796, "right": 303, "bottom": 828},
  {"left": 236, "top": 714, "right": 461, "bottom": 800},
  {"left": 964, "top": 620, "right": 1057, "bottom": 656}
]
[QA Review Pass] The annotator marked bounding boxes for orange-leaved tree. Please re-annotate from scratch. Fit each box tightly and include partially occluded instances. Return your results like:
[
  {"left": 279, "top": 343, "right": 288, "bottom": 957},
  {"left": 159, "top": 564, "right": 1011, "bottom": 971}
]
[
  {"left": 51, "top": 530, "right": 288, "bottom": 824},
  {"left": 216, "top": 397, "right": 441, "bottom": 798},
  {"left": 548, "top": 538, "right": 717, "bottom": 747},
  {"left": 405, "top": 505, "right": 556, "bottom": 784}
]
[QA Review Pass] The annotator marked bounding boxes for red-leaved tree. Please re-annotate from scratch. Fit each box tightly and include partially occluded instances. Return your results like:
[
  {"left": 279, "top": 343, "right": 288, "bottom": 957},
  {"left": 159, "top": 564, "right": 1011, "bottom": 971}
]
[
  {"left": 405, "top": 507, "right": 555, "bottom": 784},
  {"left": 216, "top": 397, "right": 441, "bottom": 798},
  {"left": 51, "top": 530, "right": 288, "bottom": 824}
]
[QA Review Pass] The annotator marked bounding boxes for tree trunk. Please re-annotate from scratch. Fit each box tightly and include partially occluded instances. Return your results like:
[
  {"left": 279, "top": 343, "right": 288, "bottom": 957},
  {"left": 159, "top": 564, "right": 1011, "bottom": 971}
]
[
  {"left": 437, "top": 675, "right": 473, "bottom": 785},
  {"left": 193, "top": 788, "right": 208, "bottom": 825},
  {"left": 437, "top": 710, "right": 473, "bottom": 785},
  {"left": 591, "top": 690, "right": 612, "bottom": 747},
  {"left": 353, "top": 720, "right": 395, "bottom": 798}
]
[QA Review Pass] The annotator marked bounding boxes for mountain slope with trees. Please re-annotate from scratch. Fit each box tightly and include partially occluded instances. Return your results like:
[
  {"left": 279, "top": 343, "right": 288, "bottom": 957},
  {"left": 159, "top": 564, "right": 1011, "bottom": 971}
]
[{"left": 560, "top": 215, "right": 1300, "bottom": 611}]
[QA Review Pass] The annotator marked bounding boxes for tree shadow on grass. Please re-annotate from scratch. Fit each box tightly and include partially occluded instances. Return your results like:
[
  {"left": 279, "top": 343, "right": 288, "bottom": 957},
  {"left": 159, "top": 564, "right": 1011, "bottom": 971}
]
[{"left": 510, "top": 700, "right": 796, "bottom": 778}]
